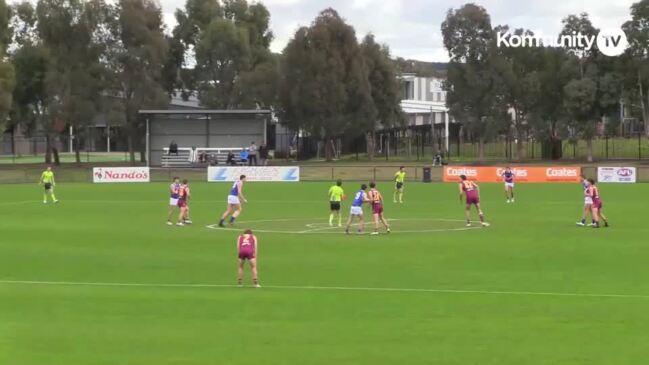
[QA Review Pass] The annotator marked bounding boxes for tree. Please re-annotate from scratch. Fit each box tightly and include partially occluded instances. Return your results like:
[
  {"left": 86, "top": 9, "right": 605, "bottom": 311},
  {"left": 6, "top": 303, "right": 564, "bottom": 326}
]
[
  {"left": 172, "top": 0, "right": 276, "bottom": 108},
  {"left": 623, "top": 0, "right": 649, "bottom": 136},
  {"left": 280, "top": 8, "right": 376, "bottom": 161},
  {"left": 496, "top": 26, "right": 543, "bottom": 160},
  {"left": 441, "top": 3, "right": 507, "bottom": 160},
  {"left": 35, "top": 0, "right": 106, "bottom": 163},
  {"left": 103, "top": 0, "right": 169, "bottom": 163},
  {"left": 0, "top": 0, "right": 15, "bottom": 132},
  {"left": 564, "top": 78, "right": 597, "bottom": 160},
  {"left": 361, "top": 34, "right": 404, "bottom": 159}
]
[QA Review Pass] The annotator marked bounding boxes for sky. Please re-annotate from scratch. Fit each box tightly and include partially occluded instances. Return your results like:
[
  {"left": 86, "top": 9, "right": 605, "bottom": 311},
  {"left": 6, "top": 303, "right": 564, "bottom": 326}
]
[{"left": 156, "top": 0, "right": 634, "bottom": 62}]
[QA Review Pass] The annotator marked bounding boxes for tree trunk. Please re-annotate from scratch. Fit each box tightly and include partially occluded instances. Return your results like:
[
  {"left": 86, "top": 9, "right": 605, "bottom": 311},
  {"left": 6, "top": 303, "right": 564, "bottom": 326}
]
[
  {"left": 45, "top": 135, "right": 52, "bottom": 164},
  {"left": 324, "top": 138, "right": 334, "bottom": 161},
  {"left": 365, "top": 132, "right": 375, "bottom": 160},
  {"left": 52, "top": 147, "right": 60, "bottom": 165},
  {"left": 637, "top": 72, "right": 649, "bottom": 138},
  {"left": 478, "top": 137, "right": 485, "bottom": 162},
  {"left": 586, "top": 138, "right": 593, "bottom": 162},
  {"left": 74, "top": 128, "right": 81, "bottom": 163},
  {"left": 127, "top": 133, "right": 136, "bottom": 164},
  {"left": 516, "top": 128, "right": 526, "bottom": 161}
]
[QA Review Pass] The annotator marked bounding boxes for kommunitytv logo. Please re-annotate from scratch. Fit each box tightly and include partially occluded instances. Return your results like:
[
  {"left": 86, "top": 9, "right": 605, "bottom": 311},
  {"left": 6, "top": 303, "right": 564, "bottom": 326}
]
[{"left": 497, "top": 27, "right": 629, "bottom": 56}]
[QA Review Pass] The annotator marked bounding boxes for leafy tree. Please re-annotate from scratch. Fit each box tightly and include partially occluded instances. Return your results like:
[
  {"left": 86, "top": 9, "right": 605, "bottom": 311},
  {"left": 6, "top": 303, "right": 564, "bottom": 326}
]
[
  {"left": 172, "top": 0, "right": 276, "bottom": 108},
  {"left": 564, "top": 77, "right": 597, "bottom": 160},
  {"left": 280, "top": 8, "right": 376, "bottom": 161},
  {"left": 441, "top": 3, "right": 507, "bottom": 160},
  {"left": 103, "top": 0, "right": 169, "bottom": 163},
  {"left": 0, "top": 0, "right": 15, "bottom": 132},
  {"left": 623, "top": 0, "right": 649, "bottom": 136},
  {"left": 496, "top": 26, "right": 543, "bottom": 160},
  {"left": 361, "top": 34, "right": 404, "bottom": 159},
  {"left": 34, "top": 0, "right": 106, "bottom": 163}
]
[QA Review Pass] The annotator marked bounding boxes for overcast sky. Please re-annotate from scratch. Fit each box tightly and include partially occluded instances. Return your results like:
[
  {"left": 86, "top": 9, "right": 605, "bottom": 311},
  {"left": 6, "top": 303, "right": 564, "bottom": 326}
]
[{"left": 163, "top": 0, "right": 635, "bottom": 61}]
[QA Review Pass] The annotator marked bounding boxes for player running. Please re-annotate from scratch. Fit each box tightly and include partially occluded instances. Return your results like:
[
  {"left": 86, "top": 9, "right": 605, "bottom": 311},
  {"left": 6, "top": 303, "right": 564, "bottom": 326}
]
[
  {"left": 587, "top": 178, "right": 609, "bottom": 228},
  {"left": 368, "top": 182, "right": 390, "bottom": 235},
  {"left": 328, "top": 180, "right": 345, "bottom": 227},
  {"left": 501, "top": 167, "right": 515, "bottom": 203},
  {"left": 459, "top": 175, "right": 489, "bottom": 227},
  {"left": 167, "top": 177, "right": 181, "bottom": 225},
  {"left": 219, "top": 175, "right": 248, "bottom": 227},
  {"left": 345, "top": 184, "right": 369, "bottom": 234},
  {"left": 393, "top": 166, "right": 406, "bottom": 203},
  {"left": 40, "top": 166, "right": 59, "bottom": 204},
  {"left": 237, "top": 229, "right": 260, "bottom": 288},
  {"left": 577, "top": 175, "right": 595, "bottom": 227},
  {"left": 176, "top": 179, "right": 192, "bottom": 226}
]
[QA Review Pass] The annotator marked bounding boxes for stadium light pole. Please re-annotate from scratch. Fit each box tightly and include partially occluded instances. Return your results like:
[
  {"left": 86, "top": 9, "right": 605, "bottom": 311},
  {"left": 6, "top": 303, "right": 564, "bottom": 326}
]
[
  {"left": 444, "top": 112, "right": 449, "bottom": 154},
  {"left": 145, "top": 117, "right": 150, "bottom": 167}
]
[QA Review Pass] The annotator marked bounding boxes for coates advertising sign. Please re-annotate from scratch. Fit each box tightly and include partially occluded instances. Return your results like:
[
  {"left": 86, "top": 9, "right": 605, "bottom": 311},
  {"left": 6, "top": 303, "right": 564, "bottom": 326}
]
[
  {"left": 208, "top": 166, "right": 300, "bottom": 182},
  {"left": 443, "top": 166, "right": 581, "bottom": 183},
  {"left": 93, "top": 167, "right": 150, "bottom": 183},
  {"left": 597, "top": 167, "right": 636, "bottom": 183}
]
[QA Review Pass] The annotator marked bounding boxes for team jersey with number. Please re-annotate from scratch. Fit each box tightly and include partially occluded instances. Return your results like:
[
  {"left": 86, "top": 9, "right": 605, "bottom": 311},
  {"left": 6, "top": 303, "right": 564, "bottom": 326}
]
[
  {"left": 461, "top": 180, "right": 478, "bottom": 198},
  {"left": 352, "top": 190, "right": 366, "bottom": 207},
  {"left": 502, "top": 170, "right": 514, "bottom": 183},
  {"left": 230, "top": 180, "right": 241, "bottom": 196},
  {"left": 170, "top": 183, "right": 181, "bottom": 199},
  {"left": 238, "top": 234, "right": 256, "bottom": 256}
]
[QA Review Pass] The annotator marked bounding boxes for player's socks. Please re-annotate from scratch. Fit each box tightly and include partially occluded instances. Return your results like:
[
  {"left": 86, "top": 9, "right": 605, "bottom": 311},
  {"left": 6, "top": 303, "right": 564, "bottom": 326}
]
[
  {"left": 218, "top": 218, "right": 225, "bottom": 227},
  {"left": 338, "top": 216, "right": 342, "bottom": 227},
  {"left": 229, "top": 216, "right": 236, "bottom": 225},
  {"left": 581, "top": 219, "right": 586, "bottom": 224},
  {"left": 479, "top": 214, "right": 485, "bottom": 223},
  {"left": 51, "top": 193, "right": 57, "bottom": 202}
]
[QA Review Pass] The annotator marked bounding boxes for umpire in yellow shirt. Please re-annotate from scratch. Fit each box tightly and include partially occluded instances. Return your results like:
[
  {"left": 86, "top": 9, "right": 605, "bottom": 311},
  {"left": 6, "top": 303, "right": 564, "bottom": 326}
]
[{"left": 40, "top": 166, "right": 59, "bottom": 204}]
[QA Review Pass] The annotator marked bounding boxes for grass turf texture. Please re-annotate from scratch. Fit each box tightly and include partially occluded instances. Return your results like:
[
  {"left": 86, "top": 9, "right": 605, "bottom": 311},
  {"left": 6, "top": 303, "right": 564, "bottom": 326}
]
[{"left": 1, "top": 181, "right": 648, "bottom": 365}]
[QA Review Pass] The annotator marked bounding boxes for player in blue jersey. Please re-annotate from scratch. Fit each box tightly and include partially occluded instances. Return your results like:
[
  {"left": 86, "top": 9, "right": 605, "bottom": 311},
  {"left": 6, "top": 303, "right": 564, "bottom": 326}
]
[
  {"left": 501, "top": 167, "right": 515, "bottom": 203},
  {"left": 577, "top": 174, "right": 595, "bottom": 227},
  {"left": 219, "top": 175, "right": 248, "bottom": 227},
  {"left": 167, "top": 177, "right": 181, "bottom": 225},
  {"left": 345, "top": 184, "right": 369, "bottom": 234}
]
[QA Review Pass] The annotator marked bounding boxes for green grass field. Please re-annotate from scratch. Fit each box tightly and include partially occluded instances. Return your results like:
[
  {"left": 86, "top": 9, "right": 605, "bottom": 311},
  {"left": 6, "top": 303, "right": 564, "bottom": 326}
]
[{"left": 1, "top": 181, "right": 648, "bottom": 364}]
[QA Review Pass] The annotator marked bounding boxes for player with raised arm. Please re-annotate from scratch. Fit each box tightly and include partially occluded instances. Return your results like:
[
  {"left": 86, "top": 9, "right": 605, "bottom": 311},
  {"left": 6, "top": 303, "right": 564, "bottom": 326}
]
[
  {"left": 577, "top": 174, "right": 595, "bottom": 227},
  {"left": 587, "top": 178, "right": 609, "bottom": 228},
  {"left": 345, "top": 184, "right": 369, "bottom": 235},
  {"left": 393, "top": 166, "right": 406, "bottom": 203},
  {"left": 237, "top": 229, "right": 260, "bottom": 288},
  {"left": 501, "top": 167, "right": 515, "bottom": 203},
  {"left": 219, "top": 175, "right": 248, "bottom": 227},
  {"left": 167, "top": 177, "right": 181, "bottom": 225},
  {"left": 368, "top": 182, "right": 390, "bottom": 235},
  {"left": 328, "top": 179, "right": 345, "bottom": 227},
  {"left": 459, "top": 175, "right": 489, "bottom": 227},
  {"left": 40, "top": 166, "right": 59, "bottom": 204}
]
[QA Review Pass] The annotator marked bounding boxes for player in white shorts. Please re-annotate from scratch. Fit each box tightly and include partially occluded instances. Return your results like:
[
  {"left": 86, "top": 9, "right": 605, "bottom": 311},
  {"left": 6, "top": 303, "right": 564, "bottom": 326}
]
[
  {"left": 219, "top": 175, "right": 248, "bottom": 227},
  {"left": 167, "top": 177, "right": 181, "bottom": 225},
  {"left": 345, "top": 184, "right": 369, "bottom": 234}
]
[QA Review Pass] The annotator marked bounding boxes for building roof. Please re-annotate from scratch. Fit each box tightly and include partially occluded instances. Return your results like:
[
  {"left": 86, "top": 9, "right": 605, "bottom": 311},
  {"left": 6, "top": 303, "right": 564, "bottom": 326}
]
[{"left": 138, "top": 109, "right": 272, "bottom": 115}]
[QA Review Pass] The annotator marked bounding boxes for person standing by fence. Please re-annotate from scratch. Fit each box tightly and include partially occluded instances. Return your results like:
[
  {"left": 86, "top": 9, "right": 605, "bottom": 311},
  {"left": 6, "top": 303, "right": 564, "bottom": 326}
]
[{"left": 248, "top": 142, "right": 258, "bottom": 166}]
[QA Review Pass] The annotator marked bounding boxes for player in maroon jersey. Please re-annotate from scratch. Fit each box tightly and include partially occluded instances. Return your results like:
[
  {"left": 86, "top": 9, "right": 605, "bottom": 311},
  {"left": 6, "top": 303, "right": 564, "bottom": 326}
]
[
  {"left": 459, "top": 175, "right": 489, "bottom": 227},
  {"left": 368, "top": 182, "right": 390, "bottom": 235},
  {"left": 587, "top": 178, "right": 609, "bottom": 228},
  {"left": 176, "top": 179, "right": 192, "bottom": 226},
  {"left": 237, "top": 229, "right": 260, "bottom": 288}
]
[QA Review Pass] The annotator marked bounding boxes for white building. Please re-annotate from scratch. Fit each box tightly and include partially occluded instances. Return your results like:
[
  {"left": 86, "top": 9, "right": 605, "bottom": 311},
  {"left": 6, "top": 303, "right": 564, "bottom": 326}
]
[{"left": 399, "top": 73, "right": 452, "bottom": 152}]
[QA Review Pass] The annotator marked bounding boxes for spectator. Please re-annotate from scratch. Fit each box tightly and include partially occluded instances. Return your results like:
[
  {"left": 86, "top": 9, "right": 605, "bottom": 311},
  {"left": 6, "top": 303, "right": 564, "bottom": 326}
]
[
  {"left": 433, "top": 150, "right": 444, "bottom": 166},
  {"left": 239, "top": 149, "right": 249, "bottom": 165},
  {"left": 169, "top": 140, "right": 178, "bottom": 156},
  {"left": 248, "top": 141, "right": 258, "bottom": 166},
  {"left": 259, "top": 143, "right": 269, "bottom": 166},
  {"left": 226, "top": 151, "right": 236, "bottom": 166},
  {"left": 198, "top": 151, "right": 207, "bottom": 164}
]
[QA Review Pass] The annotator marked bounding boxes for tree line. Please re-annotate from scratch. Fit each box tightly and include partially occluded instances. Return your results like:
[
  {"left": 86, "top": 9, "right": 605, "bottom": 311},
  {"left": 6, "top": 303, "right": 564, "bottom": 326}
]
[
  {"left": 0, "top": 0, "right": 646, "bottom": 164},
  {"left": 442, "top": 1, "right": 649, "bottom": 162}
]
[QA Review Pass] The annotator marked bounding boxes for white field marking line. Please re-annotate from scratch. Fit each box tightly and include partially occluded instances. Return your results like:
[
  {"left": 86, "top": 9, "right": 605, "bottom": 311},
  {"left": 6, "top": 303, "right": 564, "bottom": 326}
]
[
  {"left": 0, "top": 201, "right": 42, "bottom": 207},
  {"left": 1, "top": 279, "right": 648, "bottom": 300},
  {"left": 298, "top": 218, "right": 401, "bottom": 233},
  {"left": 206, "top": 218, "right": 481, "bottom": 234}
]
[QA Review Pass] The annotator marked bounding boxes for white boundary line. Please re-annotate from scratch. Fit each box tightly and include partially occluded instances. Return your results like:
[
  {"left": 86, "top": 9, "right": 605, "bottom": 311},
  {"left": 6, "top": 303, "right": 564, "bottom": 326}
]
[
  {"left": 205, "top": 217, "right": 480, "bottom": 234},
  {"left": 1, "top": 279, "right": 648, "bottom": 300}
]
